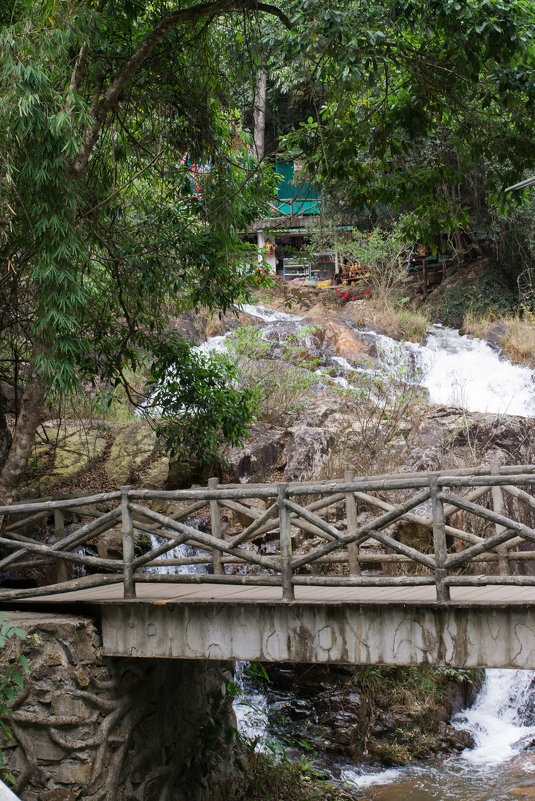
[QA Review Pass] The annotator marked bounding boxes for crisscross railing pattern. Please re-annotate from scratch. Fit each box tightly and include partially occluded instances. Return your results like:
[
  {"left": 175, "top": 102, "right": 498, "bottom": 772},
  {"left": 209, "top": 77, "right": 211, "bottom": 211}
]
[{"left": 1, "top": 464, "right": 535, "bottom": 602}]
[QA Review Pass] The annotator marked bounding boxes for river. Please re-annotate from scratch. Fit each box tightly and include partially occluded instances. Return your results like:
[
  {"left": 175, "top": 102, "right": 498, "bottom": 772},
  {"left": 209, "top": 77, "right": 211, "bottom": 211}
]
[
  {"left": 167, "top": 303, "right": 535, "bottom": 798},
  {"left": 343, "top": 669, "right": 535, "bottom": 798}
]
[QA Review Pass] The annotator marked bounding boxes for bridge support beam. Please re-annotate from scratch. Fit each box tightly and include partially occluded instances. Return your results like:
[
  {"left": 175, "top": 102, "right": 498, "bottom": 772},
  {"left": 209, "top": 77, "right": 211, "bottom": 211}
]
[{"left": 102, "top": 601, "right": 535, "bottom": 668}]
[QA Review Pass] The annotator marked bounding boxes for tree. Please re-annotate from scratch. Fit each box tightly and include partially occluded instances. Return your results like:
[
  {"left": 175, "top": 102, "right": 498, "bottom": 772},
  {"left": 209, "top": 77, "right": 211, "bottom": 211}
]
[
  {"left": 0, "top": 0, "right": 290, "bottom": 501},
  {"left": 276, "top": 0, "right": 535, "bottom": 256},
  {"left": 4, "top": 0, "right": 535, "bottom": 505}
]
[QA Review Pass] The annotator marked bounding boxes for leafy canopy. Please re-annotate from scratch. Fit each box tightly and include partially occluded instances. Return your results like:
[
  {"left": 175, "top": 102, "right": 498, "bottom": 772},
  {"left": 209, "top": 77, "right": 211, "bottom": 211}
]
[
  {"left": 0, "top": 1, "right": 281, "bottom": 463},
  {"left": 274, "top": 0, "right": 535, "bottom": 245}
]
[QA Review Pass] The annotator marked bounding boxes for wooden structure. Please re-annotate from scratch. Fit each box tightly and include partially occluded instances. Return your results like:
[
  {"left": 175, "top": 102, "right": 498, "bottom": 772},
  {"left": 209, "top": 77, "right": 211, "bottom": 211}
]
[
  {"left": 2, "top": 464, "right": 535, "bottom": 605},
  {"left": 404, "top": 246, "right": 449, "bottom": 296},
  {"left": 339, "top": 260, "right": 370, "bottom": 285}
]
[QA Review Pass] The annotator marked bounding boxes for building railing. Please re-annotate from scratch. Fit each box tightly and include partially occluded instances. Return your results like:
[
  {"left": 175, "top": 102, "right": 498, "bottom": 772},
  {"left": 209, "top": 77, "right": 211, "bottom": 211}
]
[{"left": 1, "top": 464, "right": 535, "bottom": 602}]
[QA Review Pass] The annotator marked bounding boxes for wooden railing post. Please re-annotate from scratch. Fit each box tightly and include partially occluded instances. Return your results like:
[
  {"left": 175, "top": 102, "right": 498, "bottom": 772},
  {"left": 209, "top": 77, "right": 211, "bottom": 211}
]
[
  {"left": 491, "top": 465, "right": 510, "bottom": 576},
  {"left": 53, "top": 508, "right": 68, "bottom": 583},
  {"left": 278, "top": 484, "right": 294, "bottom": 601},
  {"left": 121, "top": 485, "right": 136, "bottom": 598},
  {"left": 430, "top": 477, "right": 450, "bottom": 602},
  {"left": 208, "top": 477, "right": 224, "bottom": 575},
  {"left": 345, "top": 470, "right": 361, "bottom": 576}
]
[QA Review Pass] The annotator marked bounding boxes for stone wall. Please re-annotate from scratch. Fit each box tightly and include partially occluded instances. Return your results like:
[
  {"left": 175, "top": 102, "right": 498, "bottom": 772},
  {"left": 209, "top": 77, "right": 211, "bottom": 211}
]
[{"left": 1, "top": 612, "right": 240, "bottom": 801}]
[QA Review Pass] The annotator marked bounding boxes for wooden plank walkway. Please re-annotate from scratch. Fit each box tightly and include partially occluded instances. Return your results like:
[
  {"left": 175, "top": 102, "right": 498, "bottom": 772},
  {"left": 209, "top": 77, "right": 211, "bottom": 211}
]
[
  {"left": 3, "top": 465, "right": 535, "bottom": 608},
  {"left": 6, "top": 581, "right": 535, "bottom": 607}
]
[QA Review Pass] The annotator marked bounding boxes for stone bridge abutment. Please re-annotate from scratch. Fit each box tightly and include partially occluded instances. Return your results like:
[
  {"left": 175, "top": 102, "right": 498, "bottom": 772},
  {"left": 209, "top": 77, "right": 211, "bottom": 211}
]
[{"left": 1, "top": 612, "right": 239, "bottom": 801}]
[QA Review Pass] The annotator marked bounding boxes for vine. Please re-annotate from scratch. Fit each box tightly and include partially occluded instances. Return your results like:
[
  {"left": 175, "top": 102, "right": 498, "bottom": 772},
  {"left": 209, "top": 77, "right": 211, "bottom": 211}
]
[{"left": 0, "top": 614, "right": 30, "bottom": 787}]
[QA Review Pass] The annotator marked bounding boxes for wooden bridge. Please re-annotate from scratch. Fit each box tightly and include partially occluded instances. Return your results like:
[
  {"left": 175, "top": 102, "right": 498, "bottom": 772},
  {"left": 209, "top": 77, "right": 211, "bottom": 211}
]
[{"left": 2, "top": 464, "right": 535, "bottom": 667}]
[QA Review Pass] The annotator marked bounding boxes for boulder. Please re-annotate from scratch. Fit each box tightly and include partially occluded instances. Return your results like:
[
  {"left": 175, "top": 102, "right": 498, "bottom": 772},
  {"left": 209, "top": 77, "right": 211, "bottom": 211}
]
[
  {"left": 223, "top": 424, "right": 286, "bottom": 482},
  {"left": 283, "top": 426, "right": 336, "bottom": 482},
  {"left": 393, "top": 520, "right": 433, "bottom": 553},
  {"left": 53, "top": 428, "right": 107, "bottom": 480},
  {"left": 139, "top": 456, "right": 170, "bottom": 489},
  {"left": 105, "top": 425, "right": 157, "bottom": 485},
  {"left": 30, "top": 425, "right": 107, "bottom": 489}
]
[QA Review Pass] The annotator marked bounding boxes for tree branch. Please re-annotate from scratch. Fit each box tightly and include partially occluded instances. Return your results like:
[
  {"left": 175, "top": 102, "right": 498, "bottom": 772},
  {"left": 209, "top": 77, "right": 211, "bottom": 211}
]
[
  {"left": 72, "top": 0, "right": 291, "bottom": 175},
  {"left": 81, "top": 148, "right": 162, "bottom": 218}
]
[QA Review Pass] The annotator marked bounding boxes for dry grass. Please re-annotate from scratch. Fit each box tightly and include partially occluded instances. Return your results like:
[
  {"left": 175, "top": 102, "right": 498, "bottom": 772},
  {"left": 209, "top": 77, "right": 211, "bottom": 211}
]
[
  {"left": 502, "top": 317, "right": 535, "bottom": 366},
  {"left": 463, "top": 311, "right": 535, "bottom": 366},
  {"left": 348, "top": 297, "right": 430, "bottom": 344}
]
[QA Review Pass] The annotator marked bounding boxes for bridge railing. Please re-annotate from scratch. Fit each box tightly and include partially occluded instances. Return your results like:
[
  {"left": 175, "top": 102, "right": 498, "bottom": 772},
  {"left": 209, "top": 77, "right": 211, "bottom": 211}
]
[{"left": 1, "top": 464, "right": 535, "bottom": 602}]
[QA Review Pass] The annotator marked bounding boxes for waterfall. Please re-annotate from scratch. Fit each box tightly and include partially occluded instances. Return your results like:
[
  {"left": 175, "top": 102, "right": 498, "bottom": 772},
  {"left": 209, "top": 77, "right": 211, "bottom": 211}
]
[
  {"left": 367, "top": 325, "right": 535, "bottom": 416},
  {"left": 144, "top": 533, "right": 208, "bottom": 575},
  {"left": 238, "top": 303, "right": 302, "bottom": 323},
  {"left": 232, "top": 662, "right": 270, "bottom": 750},
  {"left": 149, "top": 306, "right": 535, "bottom": 792},
  {"left": 453, "top": 669, "right": 535, "bottom": 765}
]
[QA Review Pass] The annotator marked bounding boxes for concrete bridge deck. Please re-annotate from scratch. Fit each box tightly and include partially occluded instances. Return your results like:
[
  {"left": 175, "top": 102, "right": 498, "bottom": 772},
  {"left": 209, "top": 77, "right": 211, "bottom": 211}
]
[
  {"left": 4, "top": 467, "right": 535, "bottom": 668},
  {"left": 7, "top": 582, "right": 535, "bottom": 669}
]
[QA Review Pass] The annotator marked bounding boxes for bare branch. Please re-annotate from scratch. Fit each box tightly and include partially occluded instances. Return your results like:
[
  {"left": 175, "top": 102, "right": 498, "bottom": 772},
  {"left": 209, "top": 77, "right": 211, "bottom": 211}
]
[{"left": 72, "top": 0, "right": 291, "bottom": 175}]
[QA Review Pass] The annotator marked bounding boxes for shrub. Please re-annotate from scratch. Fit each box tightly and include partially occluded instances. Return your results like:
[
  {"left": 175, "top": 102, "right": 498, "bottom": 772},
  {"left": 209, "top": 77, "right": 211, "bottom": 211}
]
[
  {"left": 463, "top": 310, "right": 535, "bottom": 367},
  {"left": 226, "top": 326, "right": 320, "bottom": 423},
  {"left": 318, "top": 340, "right": 426, "bottom": 475}
]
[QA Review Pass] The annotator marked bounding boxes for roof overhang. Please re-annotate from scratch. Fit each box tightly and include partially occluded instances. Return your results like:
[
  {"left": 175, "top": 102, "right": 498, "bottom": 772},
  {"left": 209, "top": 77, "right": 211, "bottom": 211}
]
[{"left": 506, "top": 176, "right": 535, "bottom": 191}]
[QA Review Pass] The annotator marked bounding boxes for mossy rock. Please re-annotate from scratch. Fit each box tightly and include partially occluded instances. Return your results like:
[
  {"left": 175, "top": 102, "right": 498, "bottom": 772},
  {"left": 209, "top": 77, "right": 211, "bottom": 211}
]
[
  {"left": 105, "top": 425, "right": 157, "bottom": 486},
  {"left": 139, "top": 456, "right": 169, "bottom": 489},
  {"left": 31, "top": 426, "right": 107, "bottom": 487}
]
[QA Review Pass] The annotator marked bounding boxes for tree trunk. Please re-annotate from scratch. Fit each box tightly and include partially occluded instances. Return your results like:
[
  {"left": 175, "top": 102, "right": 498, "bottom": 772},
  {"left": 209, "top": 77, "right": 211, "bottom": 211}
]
[
  {"left": 0, "top": 392, "right": 12, "bottom": 475},
  {"left": 253, "top": 67, "right": 267, "bottom": 161},
  {"left": 0, "top": 348, "right": 47, "bottom": 505}
]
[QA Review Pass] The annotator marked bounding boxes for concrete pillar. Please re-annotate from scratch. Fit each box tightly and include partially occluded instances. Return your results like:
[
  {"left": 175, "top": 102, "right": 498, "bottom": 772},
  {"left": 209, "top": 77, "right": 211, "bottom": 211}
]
[{"left": 256, "top": 228, "right": 265, "bottom": 265}]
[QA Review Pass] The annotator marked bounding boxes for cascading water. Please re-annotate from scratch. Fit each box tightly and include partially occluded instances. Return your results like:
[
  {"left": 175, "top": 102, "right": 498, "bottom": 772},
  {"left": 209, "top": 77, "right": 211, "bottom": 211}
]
[
  {"left": 238, "top": 303, "right": 303, "bottom": 324},
  {"left": 454, "top": 669, "right": 535, "bottom": 766},
  {"left": 368, "top": 325, "right": 535, "bottom": 416},
  {"left": 232, "top": 662, "right": 270, "bottom": 750},
  {"left": 144, "top": 534, "right": 207, "bottom": 575},
  {"left": 346, "top": 670, "right": 535, "bottom": 800}
]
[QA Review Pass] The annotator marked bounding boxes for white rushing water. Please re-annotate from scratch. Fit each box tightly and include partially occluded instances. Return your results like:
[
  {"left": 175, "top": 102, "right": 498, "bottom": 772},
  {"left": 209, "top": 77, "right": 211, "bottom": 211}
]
[
  {"left": 340, "top": 670, "right": 535, "bottom": 797},
  {"left": 238, "top": 303, "right": 303, "bottom": 323},
  {"left": 200, "top": 306, "right": 535, "bottom": 417},
  {"left": 232, "top": 662, "right": 271, "bottom": 750},
  {"left": 454, "top": 669, "right": 535, "bottom": 766},
  {"left": 151, "top": 304, "right": 535, "bottom": 792},
  {"left": 144, "top": 533, "right": 208, "bottom": 575},
  {"left": 371, "top": 325, "right": 535, "bottom": 416}
]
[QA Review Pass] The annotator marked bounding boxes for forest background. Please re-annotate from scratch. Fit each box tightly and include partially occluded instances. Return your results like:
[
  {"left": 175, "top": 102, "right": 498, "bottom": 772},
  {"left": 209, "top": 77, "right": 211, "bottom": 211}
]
[{"left": 2, "top": 0, "right": 535, "bottom": 498}]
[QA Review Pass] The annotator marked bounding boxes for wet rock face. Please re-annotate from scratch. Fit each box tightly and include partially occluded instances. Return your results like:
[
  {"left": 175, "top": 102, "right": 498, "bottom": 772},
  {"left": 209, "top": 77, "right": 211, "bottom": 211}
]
[{"left": 264, "top": 664, "right": 478, "bottom": 766}]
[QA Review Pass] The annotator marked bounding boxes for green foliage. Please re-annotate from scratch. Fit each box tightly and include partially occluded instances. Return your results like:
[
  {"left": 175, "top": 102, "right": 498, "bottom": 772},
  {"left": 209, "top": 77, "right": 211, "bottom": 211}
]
[
  {"left": 148, "top": 334, "right": 258, "bottom": 464},
  {"left": 305, "top": 226, "right": 405, "bottom": 277},
  {"left": 276, "top": 0, "right": 535, "bottom": 256},
  {"left": 232, "top": 754, "right": 354, "bottom": 801},
  {"left": 352, "top": 665, "right": 482, "bottom": 704},
  {"left": 0, "top": 615, "right": 30, "bottom": 786},
  {"left": 425, "top": 260, "right": 518, "bottom": 324},
  {"left": 0, "top": 1, "right": 280, "bottom": 472}
]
